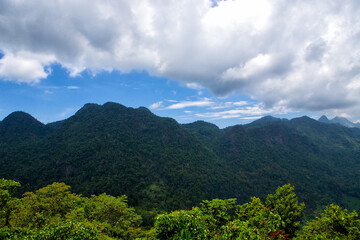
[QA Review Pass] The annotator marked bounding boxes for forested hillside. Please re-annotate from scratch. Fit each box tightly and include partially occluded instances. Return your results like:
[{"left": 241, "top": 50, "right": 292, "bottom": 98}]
[{"left": 0, "top": 102, "right": 359, "bottom": 214}]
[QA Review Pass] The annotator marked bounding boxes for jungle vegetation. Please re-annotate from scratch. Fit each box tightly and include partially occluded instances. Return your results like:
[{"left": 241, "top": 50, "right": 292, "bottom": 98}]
[{"left": 1, "top": 179, "right": 359, "bottom": 239}]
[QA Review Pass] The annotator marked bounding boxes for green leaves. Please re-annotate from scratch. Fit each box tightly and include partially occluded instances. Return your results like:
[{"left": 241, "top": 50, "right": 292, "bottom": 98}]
[
  {"left": 0, "top": 179, "right": 21, "bottom": 227},
  {"left": 299, "top": 204, "right": 360, "bottom": 239},
  {"left": 266, "top": 184, "right": 305, "bottom": 236},
  {"left": 10, "top": 182, "right": 82, "bottom": 228},
  {"left": 2, "top": 180, "right": 143, "bottom": 239},
  {"left": 1, "top": 179, "right": 359, "bottom": 239},
  {"left": 200, "top": 198, "right": 237, "bottom": 228},
  {"left": 154, "top": 207, "right": 208, "bottom": 240},
  {"left": 82, "top": 194, "right": 142, "bottom": 239},
  {"left": 154, "top": 187, "right": 297, "bottom": 239}
]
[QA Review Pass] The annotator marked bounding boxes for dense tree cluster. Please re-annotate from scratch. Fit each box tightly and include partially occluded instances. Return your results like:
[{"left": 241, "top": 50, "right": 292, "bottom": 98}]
[
  {"left": 0, "top": 179, "right": 144, "bottom": 239},
  {"left": 1, "top": 179, "right": 359, "bottom": 239}
]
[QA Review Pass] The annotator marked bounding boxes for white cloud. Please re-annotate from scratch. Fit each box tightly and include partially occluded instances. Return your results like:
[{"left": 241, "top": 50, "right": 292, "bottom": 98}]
[
  {"left": 0, "top": 52, "right": 54, "bottom": 84},
  {"left": 166, "top": 100, "right": 214, "bottom": 109},
  {"left": 221, "top": 54, "right": 272, "bottom": 81},
  {"left": 149, "top": 101, "right": 164, "bottom": 109},
  {"left": 241, "top": 116, "right": 263, "bottom": 120},
  {"left": 165, "top": 99, "right": 178, "bottom": 103},
  {"left": 58, "top": 107, "right": 78, "bottom": 119},
  {"left": 210, "top": 101, "right": 249, "bottom": 109},
  {"left": 67, "top": 86, "right": 80, "bottom": 89},
  {"left": 196, "top": 103, "right": 290, "bottom": 119},
  {"left": 233, "top": 101, "right": 248, "bottom": 106},
  {"left": 1, "top": 0, "right": 360, "bottom": 118}
]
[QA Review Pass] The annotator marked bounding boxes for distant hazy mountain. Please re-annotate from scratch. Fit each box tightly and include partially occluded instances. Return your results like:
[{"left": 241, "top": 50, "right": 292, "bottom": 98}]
[
  {"left": 318, "top": 115, "right": 360, "bottom": 128},
  {"left": 0, "top": 102, "right": 359, "bottom": 213}
]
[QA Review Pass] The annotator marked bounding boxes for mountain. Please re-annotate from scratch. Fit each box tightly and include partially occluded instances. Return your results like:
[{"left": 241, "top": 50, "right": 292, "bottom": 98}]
[
  {"left": 332, "top": 116, "right": 359, "bottom": 128},
  {"left": 0, "top": 103, "right": 360, "bottom": 213},
  {"left": 318, "top": 115, "right": 330, "bottom": 123},
  {"left": 0, "top": 102, "right": 230, "bottom": 210},
  {"left": 318, "top": 115, "right": 360, "bottom": 128},
  {"left": 0, "top": 111, "right": 49, "bottom": 142},
  {"left": 246, "top": 115, "right": 287, "bottom": 127}
]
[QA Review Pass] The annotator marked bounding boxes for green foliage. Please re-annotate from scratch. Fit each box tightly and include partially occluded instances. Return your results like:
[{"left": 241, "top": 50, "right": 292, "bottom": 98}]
[
  {"left": 2, "top": 178, "right": 360, "bottom": 239},
  {"left": 221, "top": 217, "right": 283, "bottom": 240},
  {"left": 298, "top": 204, "right": 360, "bottom": 239},
  {"left": 0, "top": 222, "right": 99, "bottom": 240},
  {"left": 36, "top": 221, "right": 100, "bottom": 240},
  {"left": 266, "top": 184, "right": 305, "bottom": 236},
  {"left": 2, "top": 180, "right": 143, "bottom": 239},
  {"left": 221, "top": 197, "right": 283, "bottom": 239},
  {"left": 154, "top": 190, "right": 289, "bottom": 239},
  {"left": 81, "top": 193, "right": 142, "bottom": 239},
  {"left": 236, "top": 197, "right": 267, "bottom": 221},
  {"left": 200, "top": 198, "right": 237, "bottom": 227},
  {"left": 154, "top": 207, "right": 208, "bottom": 240},
  {"left": 10, "top": 182, "right": 82, "bottom": 228},
  {"left": 0, "top": 179, "right": 21, "bottom": 227},
  {"left": 0, "top": 226, "right": 35, "bottom": 240}
]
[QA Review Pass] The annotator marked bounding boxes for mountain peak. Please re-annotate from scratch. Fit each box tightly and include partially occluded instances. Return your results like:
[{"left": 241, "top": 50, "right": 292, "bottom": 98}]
[
  {"left": 331, "top": 116, "right": 357, "bottom": 128},
  {"left": 2, "top": 111, "right": 43, "bottom": 126},
  {"left": 0, "top": 111, "right": 48, "bottom": 140},
  {"left": 318, "top": 115, "right": 330, "bottom": 123},
  {"left": 318, "top": 115, "right": 359, "bottom": 128},
  {"left": 248, "top": 115, "right": 284, "bottom": 127}
]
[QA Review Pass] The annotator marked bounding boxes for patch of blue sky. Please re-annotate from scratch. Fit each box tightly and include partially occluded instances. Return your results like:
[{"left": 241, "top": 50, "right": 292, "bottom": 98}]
[{"left": 0, "top": 63, "right": 314, "bottom": 128}]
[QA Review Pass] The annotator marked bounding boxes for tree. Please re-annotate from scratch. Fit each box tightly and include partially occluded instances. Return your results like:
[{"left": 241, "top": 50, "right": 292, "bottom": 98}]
[
  {"left": 266, "top": 184, "right": 305, "bottom": 236},
  {"left": 10, "top": 182, "right": 82, "bottom": 228},
  {"left": 298, "top": 204, "right": 360, "bottom": 239},
  {"left": 82, "top": 193, "right": 142, "bottom": 239},
  {"left": 8, "top": 182, "right": 143, "bottom": 239},
  {"left": 0, "top": 179, "right": 21, "bottom": 227},
  {"left": 154, "top": 207, "right": 208, "bottom": 240},
  {"left": 220, "top": 197, "right": 284, "bottom": 239}
]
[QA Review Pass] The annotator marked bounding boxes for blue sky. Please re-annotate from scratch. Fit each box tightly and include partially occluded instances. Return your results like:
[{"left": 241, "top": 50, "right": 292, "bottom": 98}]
[
  {"left": 1, "top": 64, "right": 301, "bottom": 128},
  {"left": 1, "top": 0, "right": 360, "bottom": 128}
]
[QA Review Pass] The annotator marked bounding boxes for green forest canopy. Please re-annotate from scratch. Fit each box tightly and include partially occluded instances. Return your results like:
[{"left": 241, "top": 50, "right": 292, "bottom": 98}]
[{"left": 1, "top": 179, "right": 359, "bottom": 239}]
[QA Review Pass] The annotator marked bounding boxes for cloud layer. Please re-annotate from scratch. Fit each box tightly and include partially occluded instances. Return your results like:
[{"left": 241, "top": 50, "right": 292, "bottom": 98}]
[{"left": 1, "top": 0, "right": 360, "bottom": 117}]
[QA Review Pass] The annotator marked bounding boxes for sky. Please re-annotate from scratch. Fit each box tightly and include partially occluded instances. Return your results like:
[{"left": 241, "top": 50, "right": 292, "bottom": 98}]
[{"left": 1, "top": 0, "right": 360, "bottom": 128}]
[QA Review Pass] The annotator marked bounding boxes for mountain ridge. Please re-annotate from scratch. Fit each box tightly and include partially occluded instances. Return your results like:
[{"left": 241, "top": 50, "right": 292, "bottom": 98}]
[
  {"left": 319, "top": 115, "right": 360, "bottom": 128},
  {"left": 0, "top": 102, "right": 359, "bottom": 213}
]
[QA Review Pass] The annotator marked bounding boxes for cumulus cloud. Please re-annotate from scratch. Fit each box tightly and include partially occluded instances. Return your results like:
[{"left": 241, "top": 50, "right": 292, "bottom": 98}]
[
  {"left": 0, "top": 52, "right": 54, "bottom": 84},
  {"left": 1, "top": 0, "right": 360, "bottom": 117}
]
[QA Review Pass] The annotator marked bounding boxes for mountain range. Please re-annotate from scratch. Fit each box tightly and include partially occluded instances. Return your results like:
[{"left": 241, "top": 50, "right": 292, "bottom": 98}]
[
  {"left": 0, "top": 102, "right": 359, "bottom": 214},
  {"left": 318, "top": 115, "right": 360, "bottom": 128}
]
